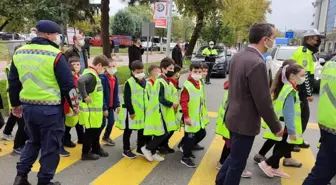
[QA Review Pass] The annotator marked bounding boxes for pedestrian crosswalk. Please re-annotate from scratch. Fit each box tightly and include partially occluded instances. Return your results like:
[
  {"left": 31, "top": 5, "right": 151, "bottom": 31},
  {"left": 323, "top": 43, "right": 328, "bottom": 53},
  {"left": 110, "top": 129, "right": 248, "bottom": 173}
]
[{"left": 0, "top": 112, "right": 320, "bottom": 185}]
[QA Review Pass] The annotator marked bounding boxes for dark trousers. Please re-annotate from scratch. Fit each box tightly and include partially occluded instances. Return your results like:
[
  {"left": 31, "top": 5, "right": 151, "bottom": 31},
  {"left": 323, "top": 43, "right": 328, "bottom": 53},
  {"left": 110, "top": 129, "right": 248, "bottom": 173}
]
[
  {"left": 265, "top": 134, "right": 293, "bottom": 169},
  {"left": 13, "top": 116, "right": 28, "bottom": 149},
  {"left": 216, "top": 132, "right": 255, "bottom": 185},
  {"left": 259, "top": 139, "right": 292, "bottom": 158},
  {"left": 17, "top": 105, "right": 64, "bottom": 184},
  {"left": 146, "top": 120, "right": 169, "bottom": 154},
  {"left": 123, "top": 127, "right": 150, "bottom": 151},
  {"left": 101, "top": 108, "right": 115, "bottom": 140},
  {"left": 85, "top": 47, "right": 90, "bottom": 58},
  {"left": 303, "top": 130, "right": 336, "bottom": 185},
  {"left": 182, "top": 129, "right": 206, "bottom": 158},
  {"left": 159, "top": 131, "right": 174, "bottom": 148},
  {"left": 205, "top": 62, "right": 214, "bottom": 83},
  {"left": 219, "top": 142, "right": 231, "bottom": 165},
  {"left": 0, "top": 112, "right": 4, "bottom": 129},
  {"left": 3, "top": 112, "right": 17, "bottom": 135},
  {"left": 82, "top": 128, "right": 101, "bottom": 155},
  {"left": 64, "top": 124, "right": 84, "bottom": 143},
  {"left": 301, "top": 101, "right": 310, "bottom": 133}
]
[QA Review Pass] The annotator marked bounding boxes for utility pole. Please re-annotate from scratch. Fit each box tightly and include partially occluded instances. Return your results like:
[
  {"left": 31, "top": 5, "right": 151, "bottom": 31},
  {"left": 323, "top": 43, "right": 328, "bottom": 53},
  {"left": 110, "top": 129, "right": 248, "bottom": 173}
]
[{"left": 165, "top": 0, "right": 173, "bottom": 57}]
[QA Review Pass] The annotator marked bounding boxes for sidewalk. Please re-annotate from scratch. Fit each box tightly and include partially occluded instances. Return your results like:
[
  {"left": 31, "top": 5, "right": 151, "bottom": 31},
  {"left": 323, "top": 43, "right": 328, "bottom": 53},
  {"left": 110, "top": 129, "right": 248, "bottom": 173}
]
[{"left": 87, "top": 53, "right": 167, "bottom": 66}]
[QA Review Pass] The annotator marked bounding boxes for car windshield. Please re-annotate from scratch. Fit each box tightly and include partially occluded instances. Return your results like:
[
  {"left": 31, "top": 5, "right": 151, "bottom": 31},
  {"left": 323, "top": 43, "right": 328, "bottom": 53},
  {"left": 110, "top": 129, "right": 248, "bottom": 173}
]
[
  {"left": 196, "top": 46, "right": 224, "bottom": 56},
  {"left": 331, "top": 56, "right": 336, "bottom": 61},
  {"left": 275, "top": 48, "right": 297, "bottom": 61}
]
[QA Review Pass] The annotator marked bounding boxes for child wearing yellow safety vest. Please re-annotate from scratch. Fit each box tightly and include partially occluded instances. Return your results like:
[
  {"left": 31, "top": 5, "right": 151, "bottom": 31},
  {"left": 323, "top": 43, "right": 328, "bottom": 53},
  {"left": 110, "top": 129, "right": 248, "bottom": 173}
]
[
  {"left": 258, "top": 64, "right": 305, "bottom": 178},
  {"left": 180, "top": 63, "right": 206, "bottom": 168},
  {"left": 116, "top": 60, "right": 150, "bottom": 159},
  {"left": 215, "top": 80, "right": 252, "bottom": 178},
  {"left": 142, "top": 58, "right": 180, "bottom": 161},
  {"left": 78, "top": 55, "right": 110, "bottom": 160}
]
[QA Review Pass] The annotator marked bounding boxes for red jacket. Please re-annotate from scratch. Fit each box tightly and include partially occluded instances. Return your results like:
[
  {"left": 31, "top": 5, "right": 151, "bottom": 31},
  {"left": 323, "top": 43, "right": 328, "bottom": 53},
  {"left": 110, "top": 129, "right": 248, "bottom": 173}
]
[
  {"left": 180, "top": 75, "right": 200, "bottom": 119},
  {"left": 64, "top": 74, "right": 80, "bottom": 114}
]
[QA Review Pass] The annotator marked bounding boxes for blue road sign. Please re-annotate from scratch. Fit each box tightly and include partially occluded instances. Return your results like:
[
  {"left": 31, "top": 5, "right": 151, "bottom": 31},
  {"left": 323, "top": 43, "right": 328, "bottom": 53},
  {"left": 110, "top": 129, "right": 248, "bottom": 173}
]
[{"left": 285, "top": 31, "right": 294, "bottom": 39}]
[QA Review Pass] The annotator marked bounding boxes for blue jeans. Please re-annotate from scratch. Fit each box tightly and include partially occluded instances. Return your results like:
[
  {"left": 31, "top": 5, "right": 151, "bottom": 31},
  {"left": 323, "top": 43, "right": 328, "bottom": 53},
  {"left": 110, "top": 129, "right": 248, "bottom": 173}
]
[
  {"left": 215, "top": 132, "right": 255, "bottom": 185},
  {"left": 17, "top": 105, "right": 64, "bottom": 184},
  {"left": 303, "top": 129, "right": 336, "bottom": 185},
  {"left": 101, "top": 107, "right": 115, "bottom": 140}
]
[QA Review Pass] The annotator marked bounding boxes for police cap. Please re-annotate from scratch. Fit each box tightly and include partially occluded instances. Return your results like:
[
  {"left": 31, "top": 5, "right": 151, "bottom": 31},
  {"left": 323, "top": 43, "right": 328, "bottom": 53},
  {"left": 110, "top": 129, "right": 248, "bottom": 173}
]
[
  {"left": 36, "top": 20, "right": 61, "bottom": 34},
  {"left": 303, "top": 29, "right": 325, "bottom": 38}
]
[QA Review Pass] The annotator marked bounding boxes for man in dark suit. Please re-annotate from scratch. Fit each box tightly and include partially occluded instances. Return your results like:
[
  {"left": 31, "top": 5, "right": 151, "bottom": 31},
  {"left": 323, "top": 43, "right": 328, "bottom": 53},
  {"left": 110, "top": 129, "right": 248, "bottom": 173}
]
[
  {"left": 172, "top": 39, "right": 183, "bottom": 68},
  {"left": 128, "top": 39, "right": 144, "bottom": 71}
]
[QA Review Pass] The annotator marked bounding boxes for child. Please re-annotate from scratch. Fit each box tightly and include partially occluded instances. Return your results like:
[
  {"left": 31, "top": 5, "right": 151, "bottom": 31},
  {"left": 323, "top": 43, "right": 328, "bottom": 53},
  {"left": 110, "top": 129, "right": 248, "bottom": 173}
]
[
  {"left": 254, "top": 60, "right": 302, "bottom": 168},
  {"left": 258, "top": 63, "right": 305, "bottom": 178},
  {"left": 154, "top": 58, "right": 180, "bottom": 154},
  {"left": 215, "top": 80, "right": 252, "bottom": 181},
  {"left": 99, "top": 58, "right": 120, "bottom": 146},
  {"left": 116, "top": 60, "right": 149, "bottom": 159},
  {"left": 146, "top": 65, "right": 161, "bottom": 96},
  {"left": 61, "top": 57, "right": 85, "bottom": 157},
  {"left": 180, "top": 62, "right": 206, "bottom": 168},
  {"left": 78, "top": 55, "right": 110, "bottom": 160},
  {"left": 200, "top": 63, "right": 209, "bottom": 129}
]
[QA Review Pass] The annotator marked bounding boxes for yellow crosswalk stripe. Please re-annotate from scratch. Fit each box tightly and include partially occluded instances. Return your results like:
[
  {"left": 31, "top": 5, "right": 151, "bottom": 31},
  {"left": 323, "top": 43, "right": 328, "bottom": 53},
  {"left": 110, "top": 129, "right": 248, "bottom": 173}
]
[
  {"left": 31, "top": 125, "right": 123, "bottom": 173},
  {"left": 91, "top": 130, "right": 185, "bottom": 185},
  {"left": 281, "top": 148, "right": 315, "bottom": 185},
  {"left": 0, "top": 140, "right": 14, "bottom": 157},
  {"left": 188, "top": 135, "right": 222, "bottom": 185}
]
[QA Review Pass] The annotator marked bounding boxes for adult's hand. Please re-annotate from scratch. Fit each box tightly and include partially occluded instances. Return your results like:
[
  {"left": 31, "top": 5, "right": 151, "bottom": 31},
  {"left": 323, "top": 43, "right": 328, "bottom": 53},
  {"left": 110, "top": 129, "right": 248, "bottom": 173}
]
[{"left": 12, "top": 106, "right": 23, "bottom": 118}]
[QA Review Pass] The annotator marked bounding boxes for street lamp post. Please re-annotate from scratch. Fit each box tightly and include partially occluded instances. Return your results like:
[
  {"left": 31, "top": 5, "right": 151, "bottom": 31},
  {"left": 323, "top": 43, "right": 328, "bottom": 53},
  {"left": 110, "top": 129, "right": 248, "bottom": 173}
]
[{"left": 165, "top": 0, "right": 173, "bottom": 57}]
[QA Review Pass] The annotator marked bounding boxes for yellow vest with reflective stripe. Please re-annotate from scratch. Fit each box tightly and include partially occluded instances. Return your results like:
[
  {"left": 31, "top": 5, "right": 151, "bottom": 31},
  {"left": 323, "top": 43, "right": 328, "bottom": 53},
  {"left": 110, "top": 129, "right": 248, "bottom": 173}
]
[
  {"left": 13, "top": 44, "right": 62, "bottom": 105},
  {"left": 157, "top": 78, "right": 178, "bottom": 131},
  {"left": 202, "top": 48, "right": 218, "bottom": 56},
  {"left": 291, "top": 46, "right": 315, "bottom": 74},
  {"left": 144, "top": 80, "right": 165, "bottom": 136},
  {"left": 170, "top": 82, "right": 182, "bottom": 129},
  {"left": 183, "top": 80, "right": 204, "bottom": 133},
  {"left": 79, "top": 69, "right": 104, "bottom": 128},
  {"left": 215, "top": 89, "right": 230, "bottom": 139},
  {"left": 318, "top": 62, "right": 336, "bottom": 131},
  {"left": 200, "top": 81, "right": 209, "bottom": 126},
  {"left": 5, "top": 64, "right": 11, "bottom": 110},
  {"left": 116, "top": 77, "right": 147, "bottom": 130},
  {"left": 263, "top": 84, "right": 303, "bottom": 144}
]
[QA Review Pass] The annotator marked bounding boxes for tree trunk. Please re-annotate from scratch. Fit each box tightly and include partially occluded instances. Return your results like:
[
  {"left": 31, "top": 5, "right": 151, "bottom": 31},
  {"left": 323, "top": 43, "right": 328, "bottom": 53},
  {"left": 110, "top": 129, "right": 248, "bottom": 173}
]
[
  {"left": 0, "top": 19, "right": 10, "bottom": 31},
  {"left": 185, "top": 11, "right": 204, "bottom": 59},
  {"left": 101, "top": 0, "right": 111, "bottom": 59}
]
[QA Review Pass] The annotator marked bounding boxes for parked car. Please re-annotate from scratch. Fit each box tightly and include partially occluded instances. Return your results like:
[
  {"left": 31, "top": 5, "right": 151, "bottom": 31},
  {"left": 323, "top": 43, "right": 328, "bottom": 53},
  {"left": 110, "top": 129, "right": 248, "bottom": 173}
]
[
  {"left": 266, "top": 46, "right": 322, "bottom": 92},
  {"left": 141, "top": 41, "right": 160, "bottom": 51},
  {"left": 191, "top": 46, "right": 229, "bottom": 78}
]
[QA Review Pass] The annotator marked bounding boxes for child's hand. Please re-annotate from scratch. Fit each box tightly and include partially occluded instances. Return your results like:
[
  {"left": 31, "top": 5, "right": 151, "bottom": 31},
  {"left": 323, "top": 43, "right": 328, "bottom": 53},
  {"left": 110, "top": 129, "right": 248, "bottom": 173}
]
[
  {"left": 130, "top": 114, "right": 135, "bottom": 120},
  {"left": 173, "top": 103, "right": 179, "bottom": 109},
  {"left": 184, "top": 118, "right": 191, "bottom": 126},
  {"left": 84, "top": 96, "right": 92, "bottom": 104},
  {"left": 104, "top": 110, "right": 109, "bottom": 117},
  {"left": 289, "top": 135, "right": 297, "bottom": 141},
  {"left": 116, "top": 107, "right": 120, "bottom": 113}
]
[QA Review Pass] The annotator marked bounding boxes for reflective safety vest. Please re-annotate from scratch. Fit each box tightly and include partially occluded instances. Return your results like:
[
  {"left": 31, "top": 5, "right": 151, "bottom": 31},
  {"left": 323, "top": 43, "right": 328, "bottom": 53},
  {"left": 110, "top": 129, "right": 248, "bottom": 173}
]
[
  {"left": 13, "top": 44, "right": 62, "bottom": 105},
  {"left": 263, "top": 84, "right": 303, "bottom": 144},
  {"left": 116, "top": 77, "right": 147, "bottom": 130},
  {"left": 78, "top": 69, "right": 103, "bottom": 128},
  {"left": 144, "top": 80, "right": 164, "bottom": 136},
  {"left": 200, "top": 81, "right": 209, "bottom": 126},
  {"left": 291, "top": 46, "right": 315, "bottom": 74},
  {"left": 170, "top": 83, "right": 182, "bottom": 129},
  {"left": 5, "top": 64, "right": 11, "bottom": 110},
  {"left": 183, "top": 80, "right": 205, "bottom": 133},
  {"left": 318, "top": 62, "right": 336, "bottom": 134},
  {"left": 202, "top": 48, "right": 218, "bottom": 56},
  {"left": 215, "top": 89, "right": 230, "bottom": 139}
]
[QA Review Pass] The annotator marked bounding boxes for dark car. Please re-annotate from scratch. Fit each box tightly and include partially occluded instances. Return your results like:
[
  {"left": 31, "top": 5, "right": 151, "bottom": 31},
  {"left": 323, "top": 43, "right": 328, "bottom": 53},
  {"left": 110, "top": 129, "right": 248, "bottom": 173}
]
[{"left": 191, "top": 46, "right": 230, "bottom": 78}]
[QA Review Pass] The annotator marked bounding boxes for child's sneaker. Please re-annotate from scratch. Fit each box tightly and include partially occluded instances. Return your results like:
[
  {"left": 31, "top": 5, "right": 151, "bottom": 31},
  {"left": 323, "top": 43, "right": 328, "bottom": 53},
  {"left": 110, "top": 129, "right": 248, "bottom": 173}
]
[
  {"left": 97, "top": 148, "right": 109, "bottom": 157},
  {"left": 102, "top": 138, "right": 115, "bottom": 146},
  {"left": 152, "top": 154, "right": 165, "bottom": 161},
  {"left": 60, "top": 148, "right": 70, "bottom": 157},
  {"left": 81, "top": 153, "right": 100, "bottom": 160},
  {"left": 272, "top": 168, "right": 289, "bottom": 178},
  {"left": 122, "top": 150, "right": 136, "bottom": 159},
  {"left": 141, "top": 146, "right": 153, "bottom": 162},
  {"left": 253, "top": 154, "right": 266, "bottom": 163},
  {"left": 181, "top": 157, "right": 196, "bottom": 168},
  {"left": 216, "top": 162, "right": 222, "bottom": 170},
  {"left": 192, "top": 144, "right": 204, "bottom": 151},
  {"left": 2, "top": 134, "right": 14, "bottom": 141},
  {"left": 241, "top": 169, "right": 252, "bottom": 178},
  {"left": 179, "top": 146, "right": 184, "bottom": 153},
  {"left": 135, "top": 148, "right": 144, "bottom": 156},
  {"left": 283, "top": 158, "right": 302, "bottom": 168},
  {"left": 13, "top": 148, "right": 23, "bottom": 155},
  {"left": 258, "top": 161, "right": 274, "bottom": 177}
]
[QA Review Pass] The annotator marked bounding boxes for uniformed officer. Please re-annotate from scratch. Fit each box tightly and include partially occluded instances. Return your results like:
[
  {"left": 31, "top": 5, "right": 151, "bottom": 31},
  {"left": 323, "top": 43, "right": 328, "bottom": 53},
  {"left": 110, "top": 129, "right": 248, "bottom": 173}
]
[
  {"left": 9, "top": 20, "right": 78, "bottom": 185},
  {"left": 291, "top": 29, "right": 325, "bottom": 151},
  {"left": 202, "top": 41, "right": 218, "bottom": 85}
]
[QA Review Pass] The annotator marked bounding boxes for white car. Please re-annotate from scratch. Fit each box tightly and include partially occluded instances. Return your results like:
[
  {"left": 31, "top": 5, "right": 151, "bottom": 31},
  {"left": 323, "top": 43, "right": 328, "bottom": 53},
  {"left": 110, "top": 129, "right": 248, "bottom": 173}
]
[{"left": 266, "top": 46, "right": 322, "bottom": 91}]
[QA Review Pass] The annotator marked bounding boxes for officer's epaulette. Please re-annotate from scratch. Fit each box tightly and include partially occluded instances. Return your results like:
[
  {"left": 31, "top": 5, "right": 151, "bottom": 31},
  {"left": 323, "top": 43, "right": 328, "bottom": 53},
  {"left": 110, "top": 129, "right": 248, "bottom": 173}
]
[{"left": 302, "top": 46, "right": 307, "bottom": 53}]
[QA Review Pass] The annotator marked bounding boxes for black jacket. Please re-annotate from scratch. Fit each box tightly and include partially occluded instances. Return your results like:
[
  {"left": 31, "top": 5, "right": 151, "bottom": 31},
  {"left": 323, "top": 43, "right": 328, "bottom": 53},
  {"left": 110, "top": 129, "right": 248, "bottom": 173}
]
[
  {"left": 128, "top": 44, "right": 144, "bottom": 68},
  {"left": 0, "top": 94, "right": 3, "bottom": 109},
  {"left": 172, "top": 45, "right": 183, "bottom": 67},
  {"left": 64, "top": 46, "right": 88, "bottom": 68}
]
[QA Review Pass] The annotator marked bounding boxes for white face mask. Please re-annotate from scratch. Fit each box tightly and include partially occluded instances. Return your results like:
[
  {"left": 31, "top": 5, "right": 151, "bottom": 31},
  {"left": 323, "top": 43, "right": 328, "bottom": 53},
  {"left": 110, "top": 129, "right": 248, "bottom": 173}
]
[
  {"left": 209, "top": 45, "right": 214, "bottom": 49},
  {"left": 157, "top": 73, "right": 161, "bottom": 78},
  {"left": 135, "top": 72, "right": 146, "bottom": 79},
  {"left": 107, "top": 68, "right": 117, "bottom": 75},
  {"left": 264, "top": 37, "right": 274, "bottom": 49},
  {"left": 79, "top": 40, "right": 85, "bottom": 46},
  {"left": 297, "top": 76, "right": 305, "bottom": 85},
  {"left": 53, "top": 37, "right": 61, "bottom": 45},
  {"left": 191, "top": 73, "right": 202, "bottom": 81}
]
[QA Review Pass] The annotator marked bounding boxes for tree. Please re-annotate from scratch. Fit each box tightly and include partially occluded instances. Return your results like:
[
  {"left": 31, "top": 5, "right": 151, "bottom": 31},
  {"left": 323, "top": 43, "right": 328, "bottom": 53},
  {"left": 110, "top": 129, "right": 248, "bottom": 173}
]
[
  {"left": 101, "top": 0, "right": 111, "bottom": 58},
  {"left": 111, "top": 10, "right": 136, "bottom": 36},
  {"left": 172, "top": 16, "right": 195, "bottom": 41}
]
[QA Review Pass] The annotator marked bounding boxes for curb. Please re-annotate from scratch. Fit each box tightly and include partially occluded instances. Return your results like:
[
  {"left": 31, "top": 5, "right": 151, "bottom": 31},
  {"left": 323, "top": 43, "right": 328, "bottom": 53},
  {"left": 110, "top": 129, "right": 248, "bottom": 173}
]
[{"left": 117, "top": 68, "right": 189, "bottom": 94}]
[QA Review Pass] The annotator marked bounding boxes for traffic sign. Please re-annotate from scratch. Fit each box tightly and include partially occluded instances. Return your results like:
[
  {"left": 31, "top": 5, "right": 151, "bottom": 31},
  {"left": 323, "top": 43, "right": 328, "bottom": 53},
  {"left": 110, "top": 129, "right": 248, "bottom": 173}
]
[{"left": 285, "top": 31, "right": 294, "bottom": 39}]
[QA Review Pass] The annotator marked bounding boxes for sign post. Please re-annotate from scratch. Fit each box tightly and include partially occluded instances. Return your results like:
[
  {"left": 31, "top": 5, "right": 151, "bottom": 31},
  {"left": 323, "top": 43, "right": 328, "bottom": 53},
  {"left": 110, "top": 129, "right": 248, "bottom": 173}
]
[
  {"left": 142, "top": 22, "right": 156, "bottom": 72},
  {"left": 285, "top": 31, "right": 295, "bottom": 39}
]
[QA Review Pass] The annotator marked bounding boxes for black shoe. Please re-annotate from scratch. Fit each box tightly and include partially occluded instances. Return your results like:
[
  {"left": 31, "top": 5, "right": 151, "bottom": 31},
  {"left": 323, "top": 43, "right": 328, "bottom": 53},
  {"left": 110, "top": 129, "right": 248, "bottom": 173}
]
[
  {"left": 77, "top": 140, "right": 84, "bottom": 144},
  {"left": 38, "top": 182, "right": 61, "bottom": 185},
  {"left": 299, "top": 141, "right": 310, "bottom": 148},
  {"left": 97, "top": 148, "right": 109, "bottom": 157},
  {"left": 13, "top": 175, "right": 31, "bottom": 185},
  {"left": 292, "top": 145, "right": 301, "bottom": 152},
  {"left": 190, "top": 153, "right": 195, "bottom": 159},
  {"left": 122, "top": 150, "right": 136, "bottom": 159},
  {"left": 64, "top": 140, "right": 76, "bottom": 148},
  {"left": 136, "top": 148, "right": 144, "bottom": 156},
  {"left": 81, "top": 153, "right": 100, "bottom": 160},
  {"left": 205, "top": 82, "right": 211, "bottom": 85},
  {"left": 181, "top": 157, "right": 196, "bottom": 168},
  {"left": 166, "top": 147, "right": 175, "bottom": 153},
  {"left": 158, "top": 147, "right": 169, "bottom": 154},
  {"left": 192, "top": 144, "right": 204, "bottom": 151},
  {"left": 102, "top": 138, "right": 115, "bottom": 146}
]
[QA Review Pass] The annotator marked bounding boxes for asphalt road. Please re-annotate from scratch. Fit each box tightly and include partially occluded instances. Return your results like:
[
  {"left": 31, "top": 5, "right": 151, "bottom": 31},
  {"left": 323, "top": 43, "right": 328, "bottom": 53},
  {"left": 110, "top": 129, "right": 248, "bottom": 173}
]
[{"left": 0, "top": 74, "right": 327, "bottom": 185}]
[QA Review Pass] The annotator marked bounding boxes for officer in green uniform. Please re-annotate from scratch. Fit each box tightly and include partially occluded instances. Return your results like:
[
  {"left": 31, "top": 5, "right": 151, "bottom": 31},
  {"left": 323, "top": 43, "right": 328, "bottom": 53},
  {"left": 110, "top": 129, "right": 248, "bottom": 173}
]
[
  {"left": 303, "top": 61, "right": 336, "bottom": 185},
  {"left": 202, "top": 41, "right": 218, "bottom": 84}
]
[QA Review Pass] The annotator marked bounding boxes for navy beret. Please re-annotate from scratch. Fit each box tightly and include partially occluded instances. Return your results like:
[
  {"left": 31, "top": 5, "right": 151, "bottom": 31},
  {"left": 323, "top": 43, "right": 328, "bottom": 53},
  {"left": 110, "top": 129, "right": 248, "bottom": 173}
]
[{"left": 36, "top": 20, "right": 61, "bottom": 34}]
